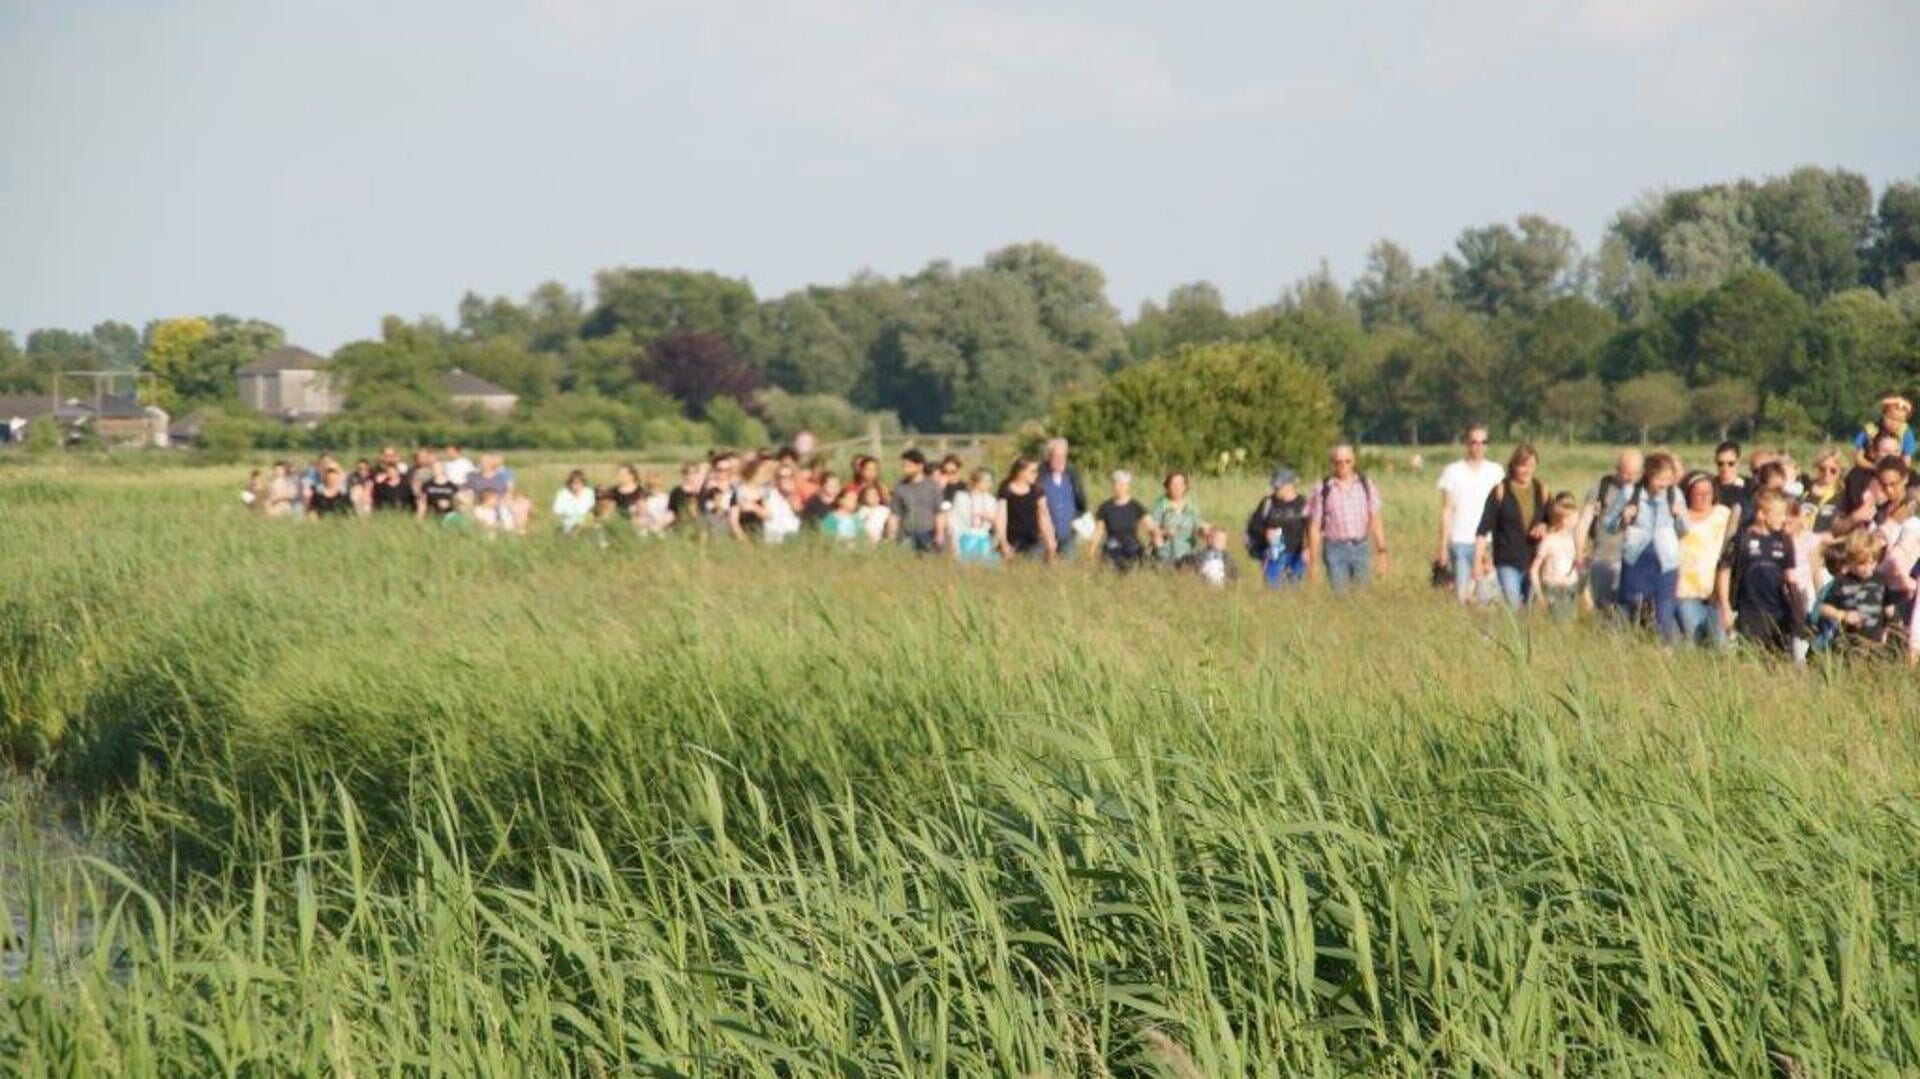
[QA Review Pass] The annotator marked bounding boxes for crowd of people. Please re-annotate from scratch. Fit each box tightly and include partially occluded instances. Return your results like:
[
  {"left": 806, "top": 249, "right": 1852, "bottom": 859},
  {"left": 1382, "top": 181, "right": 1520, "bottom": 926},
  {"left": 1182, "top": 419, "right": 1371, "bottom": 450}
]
[
  {"left": 240, "top": 393, "right": 1920, "bottom": 662},
  {"left": 1433, "top": 394, "right": 1920, "bottom": 662}
]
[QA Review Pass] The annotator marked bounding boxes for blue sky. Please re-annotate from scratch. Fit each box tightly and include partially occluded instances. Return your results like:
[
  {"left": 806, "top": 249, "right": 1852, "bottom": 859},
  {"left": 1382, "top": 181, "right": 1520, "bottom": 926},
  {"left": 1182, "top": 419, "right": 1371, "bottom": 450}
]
[{"left": 3, "top": 0, "right": 1917, "bottom": 351}]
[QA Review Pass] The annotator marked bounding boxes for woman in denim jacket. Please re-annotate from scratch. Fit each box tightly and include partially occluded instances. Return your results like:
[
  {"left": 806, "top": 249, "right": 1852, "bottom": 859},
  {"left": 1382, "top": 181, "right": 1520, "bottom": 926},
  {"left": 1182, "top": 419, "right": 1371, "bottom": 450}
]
[{"left": 1602, "top": 451, "right": 1689, "bottom": 642}]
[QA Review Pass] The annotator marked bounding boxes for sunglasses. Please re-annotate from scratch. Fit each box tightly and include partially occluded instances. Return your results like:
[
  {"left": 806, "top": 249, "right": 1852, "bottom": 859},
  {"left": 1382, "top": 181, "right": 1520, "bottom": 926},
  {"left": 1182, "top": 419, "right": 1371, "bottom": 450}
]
[
  {"left": 1467, "top": 439, "right": 1488, "bottom": 446},
  {"left": 1716, "top": 459, "right": 1738, "bottom": 468}
]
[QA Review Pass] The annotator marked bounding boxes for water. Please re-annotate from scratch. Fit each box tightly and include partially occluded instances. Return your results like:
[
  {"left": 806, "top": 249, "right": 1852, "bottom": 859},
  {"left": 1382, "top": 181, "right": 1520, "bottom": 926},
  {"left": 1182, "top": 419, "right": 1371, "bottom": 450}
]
[{"left": 1, "top": 774, "right": 110, "bottom": 982}]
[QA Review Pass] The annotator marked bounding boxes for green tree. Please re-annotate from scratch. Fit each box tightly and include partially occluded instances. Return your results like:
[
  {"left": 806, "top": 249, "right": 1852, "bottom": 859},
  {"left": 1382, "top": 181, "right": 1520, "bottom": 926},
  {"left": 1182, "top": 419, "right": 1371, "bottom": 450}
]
[
  {"left": 1612, "top": 372, "right": 1689, "bottom": 445},
  {"left": 1870, "top": 180, "right": 1920, "bottom": 289},
  {"left": 1541, "top": 377, "right": 1606, "bottom": 444},
  {"left": 870, "top": 264, "right": 1050, "bottom": 431},
  {"left": 1690, "top": 378, "right": 1758, "bottom": 442},
  {"left": 333, "top": 317, "right": 448, "bottom": 418},
  {"left": 1050, "top": 340, "right": 1341, "bottom": 472},
  {"left": 1493, "top": 297, "right": 1615, "bottom": 430},
  {"left": 742, "top": 290, "right": 863, "bottom": 397},
  {"left": 1350, "top": 240, "right": 1449, "bottom": 329},
  {"left": 1452, "top": 214, "right": 1579, "bottom": 316},
  {"left": 1126, "top": 282, "right": 1239, "bottom": 360},
  {"left": 581, "top": 269, "right": 758, "bottom": 348},
  {"left": 1688, "top": 268, "right": 1809, "bottom": 427},
  {"left": 984, "top": 242, "right": 1128, "bottom": 379},
  {"left": 1797, "top": 288, "right": 1912, "bottom": 434},
  {"left": 1749, "top": 166, "right": 1874, "bottom": 300},
  {"left": 142, "top": 317, "right": 214, "bottom": 408}
]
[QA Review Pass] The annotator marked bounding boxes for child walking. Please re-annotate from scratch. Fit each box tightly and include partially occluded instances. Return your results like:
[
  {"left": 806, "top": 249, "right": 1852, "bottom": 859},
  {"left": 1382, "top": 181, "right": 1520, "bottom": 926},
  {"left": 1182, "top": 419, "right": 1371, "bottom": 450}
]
[
  {"left": 1528, "top": 493, "right": 1581, "bottom": 621},
  {"left": 1716, "top": 489, "right": 1803, "bottom": 656}
]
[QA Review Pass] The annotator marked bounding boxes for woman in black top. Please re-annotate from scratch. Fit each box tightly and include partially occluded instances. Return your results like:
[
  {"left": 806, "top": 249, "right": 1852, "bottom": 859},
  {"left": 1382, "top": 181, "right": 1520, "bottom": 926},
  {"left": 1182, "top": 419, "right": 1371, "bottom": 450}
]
[
  {"left": 308, "top": 468, "right": 355, "bottom": 519},
  {"left": 609, "top": 463, "right": 647, "bottom": 526},
  {"left": 1475, "top": 443, "right": 1549, "bottom": 608},
  {"left": 997, "top": 456, "right": 1056, "bottom": 561},
  {"left": 1091, "top": 469, "right": 1148, "bottom": 570}
]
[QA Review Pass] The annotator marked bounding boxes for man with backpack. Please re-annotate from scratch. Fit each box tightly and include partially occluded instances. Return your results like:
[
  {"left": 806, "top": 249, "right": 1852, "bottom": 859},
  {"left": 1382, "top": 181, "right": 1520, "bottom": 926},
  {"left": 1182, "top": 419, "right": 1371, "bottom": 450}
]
[
  {"left": 1574, "top": 448, "right": 1642, "bottom": 611},
  {"left": 1306, "top": 444, "right": 1388, "bottom": 593}
]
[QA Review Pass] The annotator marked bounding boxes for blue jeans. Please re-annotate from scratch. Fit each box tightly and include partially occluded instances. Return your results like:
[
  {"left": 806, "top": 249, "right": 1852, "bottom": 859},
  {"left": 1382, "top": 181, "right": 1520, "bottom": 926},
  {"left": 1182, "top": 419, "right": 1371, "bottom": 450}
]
[
  {"left": 1616, "top": 549, "right": 1679, "bottom": 644},
  {"left": 1676, "top": 598, "right": 1728, "bottom": 648},
  {"left": 1495, "top": 565, "right": 1530, "bottom": 609},
  {"left": 1323, "top": 540, "right": 1372, "bottom": 593},
  {"left": 1588, "top": 558, "right": 1621, "bottom": 610},
  {"left": 1449, "top": 542, "right": 1478, "bottom": 600},
  {"left": 1263, "top": 549, "right": 1308, "bottom": 587}
]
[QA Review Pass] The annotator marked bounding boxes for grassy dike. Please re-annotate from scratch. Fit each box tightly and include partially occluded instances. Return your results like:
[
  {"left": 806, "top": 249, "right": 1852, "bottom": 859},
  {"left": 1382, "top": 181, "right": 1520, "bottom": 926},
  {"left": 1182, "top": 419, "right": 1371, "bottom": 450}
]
[{"left": 2, "top": 454, "right": 1917, "bottom": 1074}]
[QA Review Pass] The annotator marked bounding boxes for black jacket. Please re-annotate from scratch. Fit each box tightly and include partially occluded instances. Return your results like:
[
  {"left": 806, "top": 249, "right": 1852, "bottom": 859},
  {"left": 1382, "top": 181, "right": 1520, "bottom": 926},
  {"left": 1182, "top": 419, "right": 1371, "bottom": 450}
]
[{"left": 1478, "top": 478, "right": 1549, "bottom": 570}]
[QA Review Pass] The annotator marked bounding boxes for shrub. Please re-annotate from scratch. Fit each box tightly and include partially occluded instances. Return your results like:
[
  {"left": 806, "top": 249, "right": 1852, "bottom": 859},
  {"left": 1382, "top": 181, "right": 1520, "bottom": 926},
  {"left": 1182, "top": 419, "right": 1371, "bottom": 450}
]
[{"left": 1050, "top": 340, "right": 1342, "bottom": 473}]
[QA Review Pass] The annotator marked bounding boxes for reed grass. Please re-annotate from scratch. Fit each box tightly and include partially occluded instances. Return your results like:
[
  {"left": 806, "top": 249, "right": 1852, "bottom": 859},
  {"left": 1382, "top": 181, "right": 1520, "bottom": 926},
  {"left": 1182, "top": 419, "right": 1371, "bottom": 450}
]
[{"left": 2, "top": 455, "right": 1917, "bottom": 1075}]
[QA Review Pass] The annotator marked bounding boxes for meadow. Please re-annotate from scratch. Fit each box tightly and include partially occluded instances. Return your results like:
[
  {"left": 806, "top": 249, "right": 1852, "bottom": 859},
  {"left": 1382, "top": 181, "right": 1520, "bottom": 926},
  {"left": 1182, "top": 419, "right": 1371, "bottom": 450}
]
[{"left": 2, "top": 447, "right": 1919, "bottom": 1076}]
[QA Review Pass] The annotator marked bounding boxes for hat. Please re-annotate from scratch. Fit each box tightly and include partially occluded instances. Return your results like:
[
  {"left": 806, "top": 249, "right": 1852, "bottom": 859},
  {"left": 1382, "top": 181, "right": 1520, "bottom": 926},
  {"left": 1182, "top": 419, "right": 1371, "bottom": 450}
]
[
  {"left": 1270, "top": 468, "right": 1297, "bottom": 488},
  {"left": 1881, "top": 395, "right": 1913, "bottom": 414}
]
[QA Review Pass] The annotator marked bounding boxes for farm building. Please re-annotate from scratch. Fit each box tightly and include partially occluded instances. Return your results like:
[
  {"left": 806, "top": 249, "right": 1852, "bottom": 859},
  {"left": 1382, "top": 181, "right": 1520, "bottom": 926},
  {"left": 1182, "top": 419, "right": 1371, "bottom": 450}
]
[
  {"left": 442, "top": 368, "right": 519, "bottom": 415},
  {"left": 236, "top": 346, "right": 344, "bottom": 419}
]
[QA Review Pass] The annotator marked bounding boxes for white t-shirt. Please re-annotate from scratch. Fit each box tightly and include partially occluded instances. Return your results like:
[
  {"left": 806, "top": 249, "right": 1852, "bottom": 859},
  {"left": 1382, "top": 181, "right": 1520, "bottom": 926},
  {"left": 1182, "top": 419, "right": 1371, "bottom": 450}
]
[
  {"left": 1437, "top": 459, "right": 1505, "bottom": 545},
  {"left": 445, "top": 456, "right": 476, "bottom": 487}
]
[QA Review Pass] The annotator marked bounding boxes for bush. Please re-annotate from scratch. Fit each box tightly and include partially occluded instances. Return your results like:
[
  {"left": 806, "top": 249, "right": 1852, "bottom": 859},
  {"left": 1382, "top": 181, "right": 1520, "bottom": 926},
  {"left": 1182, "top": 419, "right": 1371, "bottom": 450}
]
[
  {"left": 704, "top": 397, "right": 770, "bottom": 448},
  {"left": 1049, "top": 340, "right": 1342, "bottom": 473},
  {"left": 196, "top": 414, "right": 255, "bottom": 462}
]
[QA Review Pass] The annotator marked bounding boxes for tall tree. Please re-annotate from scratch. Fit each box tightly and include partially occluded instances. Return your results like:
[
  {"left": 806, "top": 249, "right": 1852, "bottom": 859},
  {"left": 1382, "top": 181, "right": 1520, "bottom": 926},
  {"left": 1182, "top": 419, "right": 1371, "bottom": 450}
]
[
  {"left": 742, "top": 289, "right": 864, "bottom": 398},
  {"left": 1688, "top": 268, "right": 1809, "bottom": 426},
  {"left": 1126, "top": 282, "right": 1238, "bottom": 361},
  {"left": 1452, "top": 214, "right": 1579, "bottom": 317},
  {"left": 637, "top": 331, "right": 761, "bottom": 418},
  {"left": 870, "top": 264, "right": 1049, "bottom": 431},
  {"left": 1612, "top": 373, "right": 1689, "bottom": 445},
  {"left": 581, "top": 268, "right": 758, "bottom": 348},
  {"left": 1797, "top": 288, "right": 1912, "bottom": 434},
  {"left": 1350, "top": 240, "right": 1448, "bottom": 329},
  {"left": 1870, "top": 180, "right": 1920, "bottom": 289},
  {"left": 983, "top": 242, "right": 1128, "bottom": 377},
  {"left": 1749, "top": 166, "right": 1875, "bottom": 300}
]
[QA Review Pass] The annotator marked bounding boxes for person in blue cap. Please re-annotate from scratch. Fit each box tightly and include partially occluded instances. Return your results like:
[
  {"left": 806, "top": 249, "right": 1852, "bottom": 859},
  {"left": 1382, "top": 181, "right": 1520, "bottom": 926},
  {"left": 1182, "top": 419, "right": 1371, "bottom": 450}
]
[{"left": 1245, "top": 468, "right": 1310, "bottom": 586}]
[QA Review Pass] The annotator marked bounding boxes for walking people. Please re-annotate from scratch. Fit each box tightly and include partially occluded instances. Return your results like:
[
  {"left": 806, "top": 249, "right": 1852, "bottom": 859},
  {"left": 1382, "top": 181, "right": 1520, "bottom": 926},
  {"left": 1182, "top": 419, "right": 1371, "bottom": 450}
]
[
  {"left": 1306, "top": 444, "right": 1388, "bottom": 593},
  {"left": 1575, "top": 449, "right": 1642, "bottom": 611},
  {"left": 1039, "top": 438, "right": 1087, "bottom": 560},
  {"left": 1675, "top": 472, "right": 1734, "bottom": 647},
  {"left": 886, "top": 449, "right": 946, "bottom": 552},
  {"left": 1605, "top": 451, "right": 1687, "bottom": 643},
  {"left": 1148, "top": 472, "right": 1203, "bottom": 568},
  {"left": 947, "top": 468, "right": 1000, "bottom": 565},
  {"left": 1474, "top": 443, "right": 1548, "bottom": 609},
  {"left": 1090, "top": 470, "right": 1149, "bottom": 571},
  {"left": 998, "top": 456, "right": 1056, "bottom": 562},
  {"left": 1435, "top": 424, "right": 1504, "bottom": 602},
  {"left": 1245, "top": 469, "right": 1310, "bottom": 587}
]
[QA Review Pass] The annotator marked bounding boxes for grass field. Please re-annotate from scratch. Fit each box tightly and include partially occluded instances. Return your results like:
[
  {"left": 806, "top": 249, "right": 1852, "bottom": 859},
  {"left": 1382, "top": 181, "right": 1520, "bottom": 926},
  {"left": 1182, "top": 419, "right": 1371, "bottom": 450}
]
[{"left": 3, "top": 446, "right": 1919, "bottom": 1075}]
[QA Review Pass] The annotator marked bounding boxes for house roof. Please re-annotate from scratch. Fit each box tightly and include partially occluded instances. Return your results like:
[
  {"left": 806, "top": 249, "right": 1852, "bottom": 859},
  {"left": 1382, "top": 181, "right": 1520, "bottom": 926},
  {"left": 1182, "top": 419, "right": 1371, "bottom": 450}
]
[
  {"left": 0, "top": 393, "right": 57, "bottom": 419},
  {"left": 55, "top": 394, "right": 154, "bottom": 420},
  {"left": 442, "top": 368, "right": 516, "bottom": 398},
  {"left": 236, "top": 346, "right": 329, "bottom": 375}
]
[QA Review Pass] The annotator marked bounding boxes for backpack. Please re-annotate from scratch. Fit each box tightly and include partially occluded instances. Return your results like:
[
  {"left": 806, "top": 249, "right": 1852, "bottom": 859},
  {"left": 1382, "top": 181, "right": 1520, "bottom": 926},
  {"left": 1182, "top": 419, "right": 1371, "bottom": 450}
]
[
  {"left": 1587, "top": 474, "right": 1626, "bottom": 543},
  {"left": 1316, "top": 474, "right": 1375, "bottom": 532}
]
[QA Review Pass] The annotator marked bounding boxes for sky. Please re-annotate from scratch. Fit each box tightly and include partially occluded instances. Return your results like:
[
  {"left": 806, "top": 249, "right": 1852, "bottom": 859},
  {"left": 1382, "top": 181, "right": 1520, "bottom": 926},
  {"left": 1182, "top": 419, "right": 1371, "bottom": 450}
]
[{"left": 3, "top": 0, "right": 1918, "bottom": 352}]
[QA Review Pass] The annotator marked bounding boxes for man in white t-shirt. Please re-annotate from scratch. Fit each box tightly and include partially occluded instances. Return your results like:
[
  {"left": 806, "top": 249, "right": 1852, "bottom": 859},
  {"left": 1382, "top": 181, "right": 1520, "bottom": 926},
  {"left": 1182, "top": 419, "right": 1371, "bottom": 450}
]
[
  {"left": 443, "top": 444, "right": 477, "bottom": 488},
  {"left": 1434, "top": 423, "right": 1504, "bottom": 602}
]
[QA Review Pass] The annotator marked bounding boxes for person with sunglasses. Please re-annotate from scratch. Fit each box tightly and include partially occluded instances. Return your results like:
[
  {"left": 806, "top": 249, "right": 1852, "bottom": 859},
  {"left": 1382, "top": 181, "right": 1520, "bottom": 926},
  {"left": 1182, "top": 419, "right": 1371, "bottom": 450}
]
[
  {"left": 1435, "top": 423, "right": 1504, "bottom": 603},
  {"left": 1711, "top": 441, "right": 1749, "bottom": 513},
  {"left": 1802, "top": 447, "right": 1845, "bottom": 534}
]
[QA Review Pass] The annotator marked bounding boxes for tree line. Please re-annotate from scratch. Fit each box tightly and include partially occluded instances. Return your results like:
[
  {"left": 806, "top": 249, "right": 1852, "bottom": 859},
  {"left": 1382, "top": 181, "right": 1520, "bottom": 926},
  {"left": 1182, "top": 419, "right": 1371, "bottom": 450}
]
[{"left": 3, "top": 165, "right": 1918, "bottom": 450}]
